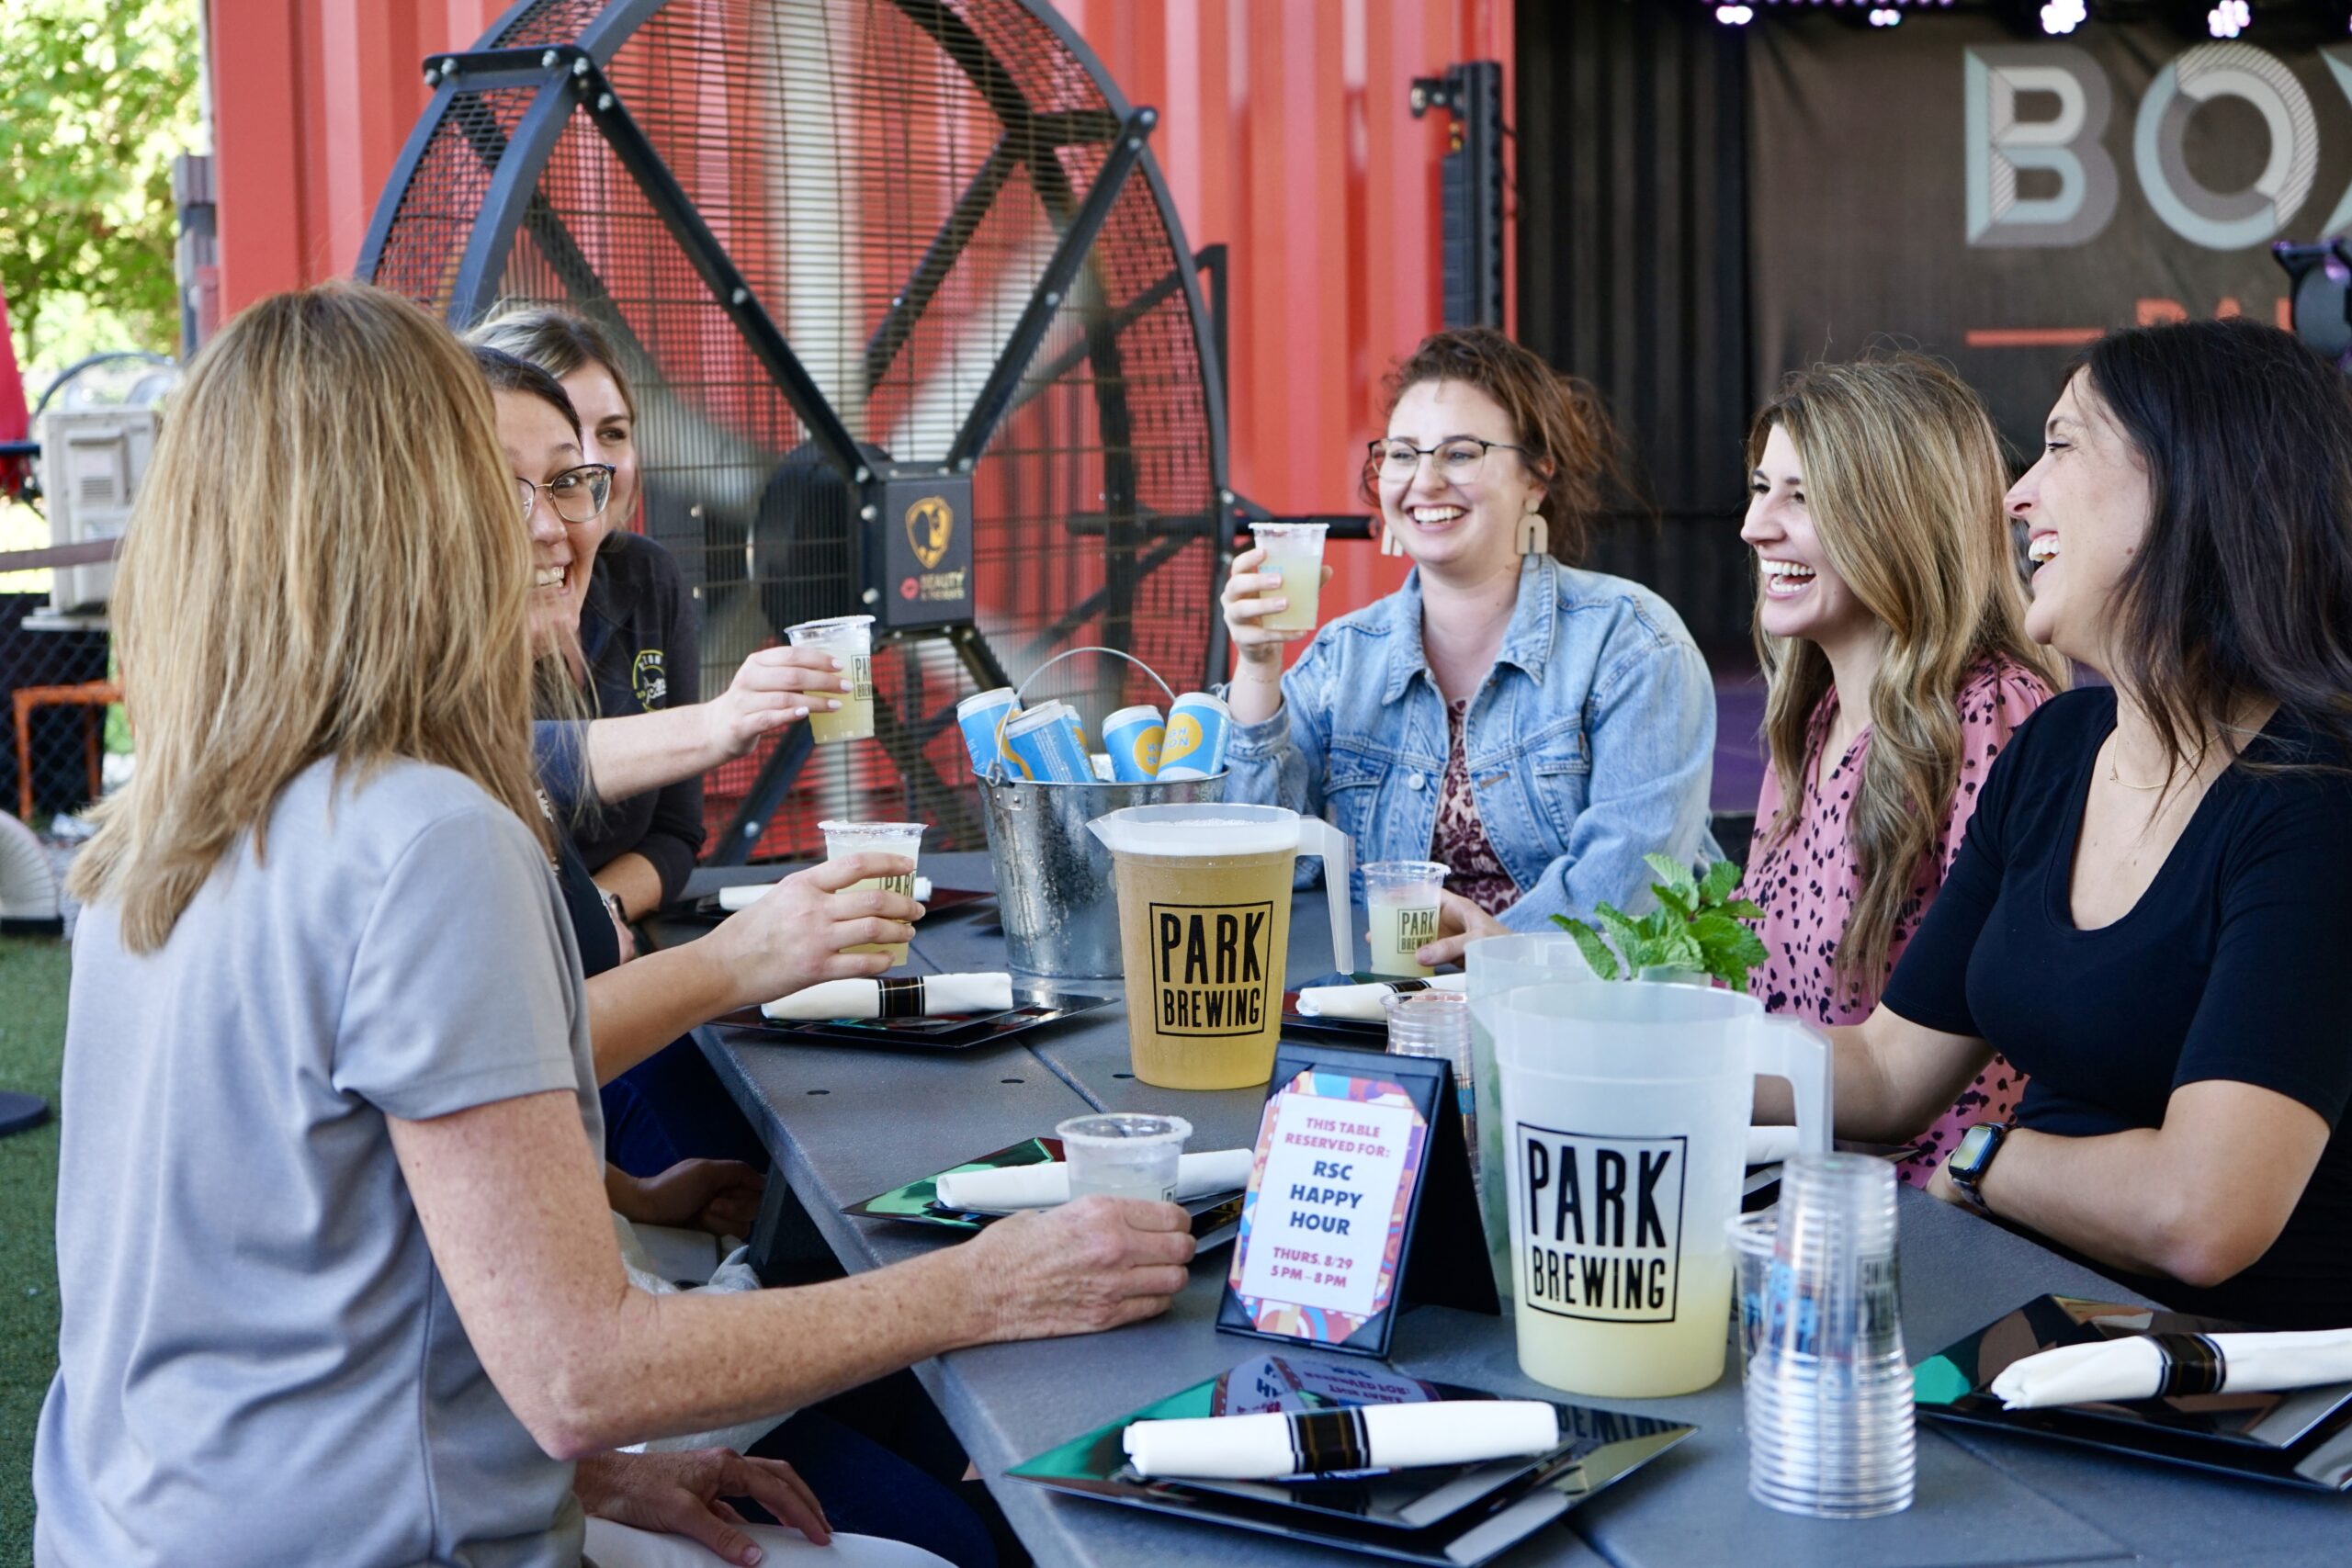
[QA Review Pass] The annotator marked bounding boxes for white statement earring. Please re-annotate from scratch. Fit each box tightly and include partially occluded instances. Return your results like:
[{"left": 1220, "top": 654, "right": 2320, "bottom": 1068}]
[
  {"left": 1379, "top": 517, "right": 1407, "bottom": 557},
  {"left": 1516, "top": 502, "right": 1549, "bottom": 558}
]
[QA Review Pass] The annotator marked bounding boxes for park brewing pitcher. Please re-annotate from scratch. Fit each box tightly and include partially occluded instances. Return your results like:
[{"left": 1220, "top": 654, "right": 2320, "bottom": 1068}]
[
  {"left": 1490, "top": 982, "right": 1828, "bottom": 1398},
  {"left": 1088, "top": 804, "right": 1353, "bottom": 1089}
]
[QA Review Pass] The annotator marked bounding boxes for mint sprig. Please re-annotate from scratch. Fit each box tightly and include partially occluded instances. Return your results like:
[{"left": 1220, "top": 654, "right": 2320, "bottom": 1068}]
[{"left": 1551, "top": 852, "right": 1769, "bottom": 992}]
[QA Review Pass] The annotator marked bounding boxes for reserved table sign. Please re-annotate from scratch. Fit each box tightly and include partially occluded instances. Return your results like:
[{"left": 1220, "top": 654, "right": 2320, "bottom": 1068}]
[{"left": 1219, "top": 1043, "right": 1493, "bottom": 1359}]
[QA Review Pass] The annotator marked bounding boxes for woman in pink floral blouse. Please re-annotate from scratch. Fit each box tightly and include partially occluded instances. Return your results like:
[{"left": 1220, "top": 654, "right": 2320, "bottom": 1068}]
[{"left": 1739, "top": 355, "right": 2064, "bottom": 1183}]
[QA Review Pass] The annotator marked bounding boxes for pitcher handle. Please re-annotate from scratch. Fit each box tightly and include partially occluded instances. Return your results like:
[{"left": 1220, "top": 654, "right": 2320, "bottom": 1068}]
[
  {"left": 1753, "top": 1015, "right": 1834, "bottom": 1156},
  {"left": 1294, "top": 816, "right": 1356, "bottom": 978}
]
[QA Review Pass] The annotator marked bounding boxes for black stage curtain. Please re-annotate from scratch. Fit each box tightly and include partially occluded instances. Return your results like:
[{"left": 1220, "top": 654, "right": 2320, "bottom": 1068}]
[{"left": 1515, "top": 0, "right": 1756, "bottom": 653}]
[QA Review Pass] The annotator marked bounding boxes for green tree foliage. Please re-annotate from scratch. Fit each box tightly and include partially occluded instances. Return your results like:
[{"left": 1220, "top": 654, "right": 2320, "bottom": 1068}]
[{"left": 0, "top": 0, "right": 201, "bottom": 376}]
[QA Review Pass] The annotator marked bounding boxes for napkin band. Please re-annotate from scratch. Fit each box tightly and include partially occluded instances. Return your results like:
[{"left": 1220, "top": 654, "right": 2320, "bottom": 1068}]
[
  {"left": 1289, "top": 1408, "right": 1371, "bottom": 1473},
  {"left": 876, "top": 976, "right": 926, "bottom": 1020},
  {"left": 2152, "top": 1333, "right": 2227, "bottom": 1398}
]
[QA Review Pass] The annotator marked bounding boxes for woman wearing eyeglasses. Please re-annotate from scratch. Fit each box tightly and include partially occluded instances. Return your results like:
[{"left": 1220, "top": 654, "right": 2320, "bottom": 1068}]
[
  {"left": 472, "top": 311, "right": 722, "bottom": 936},
  {"left": 1220, "top": 327, "right": 1715, "bottom": 960}
]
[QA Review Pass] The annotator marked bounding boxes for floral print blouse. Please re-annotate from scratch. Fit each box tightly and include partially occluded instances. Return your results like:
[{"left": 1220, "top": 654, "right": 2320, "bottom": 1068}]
[{"left": 1742, "top": 656, "right": 2052, "bottom": 1184}]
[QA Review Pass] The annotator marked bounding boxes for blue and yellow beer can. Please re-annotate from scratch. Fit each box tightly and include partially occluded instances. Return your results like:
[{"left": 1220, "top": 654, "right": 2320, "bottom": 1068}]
[
  {"left": 955, "top": 686, "right": 1019, "bottom": 775},
  {"left": 1156, "top": 691, "right": 1230, "bottom": 780},
  {"left": 1001, "top": 702, "right": 1091, "bottom": 783},
  {"left": 1100, "top": 705, "right": 1166, "bottom": 782}
]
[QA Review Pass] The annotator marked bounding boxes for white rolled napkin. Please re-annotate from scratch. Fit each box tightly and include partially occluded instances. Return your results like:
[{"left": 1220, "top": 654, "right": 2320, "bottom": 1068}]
[
  {"left": 1295, "top": 972, "right": 1468, "bottom": 1021},
  {"left": 1125, "top": 1400, "right": 1560, "bottom": 1480},
  {"left": 719, "top": 875, "right": 933, "bottom": 911},
  {"left": 934, "top": 1148, "right": 1255, "bottom": 1212},
  {"left": 1991, "top": 1328, "right": 2352, "bottom": 1410},
  {"left": 1745, "top": 1124, "right": 1802, "bottom": 1166},
  {"left": 761, "top": 971, "right": 1012, "bottom": 1021}
]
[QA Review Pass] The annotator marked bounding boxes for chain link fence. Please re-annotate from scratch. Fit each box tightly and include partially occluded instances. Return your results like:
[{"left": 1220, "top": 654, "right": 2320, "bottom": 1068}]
[{"left": 0, "top": 589, "right": 115, "bottom": 838}]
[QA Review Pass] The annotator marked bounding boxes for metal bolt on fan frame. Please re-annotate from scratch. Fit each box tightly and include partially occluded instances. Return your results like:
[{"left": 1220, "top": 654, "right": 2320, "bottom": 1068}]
[{"left": 358, "top": 0, "right": 1236, "bottom": 864}]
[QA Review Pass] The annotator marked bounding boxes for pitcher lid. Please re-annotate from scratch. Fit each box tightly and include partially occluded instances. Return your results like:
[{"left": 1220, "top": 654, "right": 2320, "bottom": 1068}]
[{"left": 1087, "top": 802, "right": 1300, "bottom": 856}]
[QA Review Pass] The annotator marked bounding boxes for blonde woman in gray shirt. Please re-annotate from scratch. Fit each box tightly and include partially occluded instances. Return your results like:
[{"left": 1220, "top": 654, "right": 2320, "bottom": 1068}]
[{"left": 35, "top": 282, "right": 1191, "bottom": 1568}]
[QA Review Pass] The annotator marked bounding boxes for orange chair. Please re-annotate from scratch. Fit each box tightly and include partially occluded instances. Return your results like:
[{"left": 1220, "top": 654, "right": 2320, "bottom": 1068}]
[{"left": 13, "top": 680, "right": 119, "bottom": 822}]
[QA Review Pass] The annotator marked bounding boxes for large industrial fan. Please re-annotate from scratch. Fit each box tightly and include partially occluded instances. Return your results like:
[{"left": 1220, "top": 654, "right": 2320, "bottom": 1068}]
[{"left": 358, "top": 0, "right": 1234, "bottom": 863}]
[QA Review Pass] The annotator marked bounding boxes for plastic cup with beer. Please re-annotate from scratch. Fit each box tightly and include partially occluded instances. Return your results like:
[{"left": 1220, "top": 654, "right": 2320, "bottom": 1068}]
[
  {"left": 786, "top": 615, "right": 876, "bottom": 744},
  {"left": 1087, "top": 804, "right": 1354, "bottom": 1089},
  {"left": 1250, "top": 522, "right": 1329, "bottom": 632},
  {"left": 818, "top": 818, "right": 925, "bottom": 966},
  {"left": 1362, "top": 860, "right": 1450, "bottom": 977},
  {"left": 1056, "top": 1113, "right": 1192, "bottom": 1201}
]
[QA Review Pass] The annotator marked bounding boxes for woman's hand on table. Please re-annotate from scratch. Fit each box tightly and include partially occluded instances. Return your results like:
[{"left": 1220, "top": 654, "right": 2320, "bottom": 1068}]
[
  {"left": 1413, "top": 889, "right": 1508, "bottom": 969},
  {"left": 626, "top": 1158, "right": 767, "bottom": 1236},
  {"left": 574, "top": 1448, "right": 831, "bottom": 1563},
  {"left": 961, "top": 1194, "right": 1197, "bottom": 1341},
  {"left": 699, "top": 646, "right": 854, "bottom": 761},
  {"left": 704, "top": 853, "right": 925, "bottom": 1010}
]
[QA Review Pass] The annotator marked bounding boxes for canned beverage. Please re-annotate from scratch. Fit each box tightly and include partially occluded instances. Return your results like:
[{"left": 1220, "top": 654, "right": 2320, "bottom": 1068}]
[
  {"left": 1001, "top": 702, "right": 1091, "bottom": 783},
  {"left": 1156, "top": 691, "right": 1230, "bottom": 780},
  {"left": 1099, "top": 704, "right": 1166, "bottom": 782},
  {"left": 955, "top": 686, "right": 1019, "bottom": 776}
]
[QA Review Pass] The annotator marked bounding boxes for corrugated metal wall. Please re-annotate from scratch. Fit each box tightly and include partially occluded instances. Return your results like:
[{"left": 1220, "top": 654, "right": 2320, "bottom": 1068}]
[{"left": 1516, "top": 0, "right": 1754, "bottom": 652}]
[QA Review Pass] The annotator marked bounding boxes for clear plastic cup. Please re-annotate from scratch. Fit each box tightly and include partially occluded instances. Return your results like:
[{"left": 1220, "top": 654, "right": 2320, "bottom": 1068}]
[
  {"left": 1056, "top": 1113, "right": 1192, "bottom": 1201},
  {"left": 1727, "top": 1210, "right": 1777, "bottom": 1383},
  {"left": 1363, "top": 860, "right": 1449, "bottom": 977},
  {"left": 1250, "top": 522, "right": 1328, "bottom": 632},
  {"left": 1745, "top": 1153, "right": 1914, "bottom": 1519},
  {"left": 818, "top": 818, "right": 925, "bottom": 966},
  {"left": 1383, "top": 988, "right": 1479, "bottom": 1205},
  {"left": 786, "top": 615, "right": 875, "bottom": 743}
]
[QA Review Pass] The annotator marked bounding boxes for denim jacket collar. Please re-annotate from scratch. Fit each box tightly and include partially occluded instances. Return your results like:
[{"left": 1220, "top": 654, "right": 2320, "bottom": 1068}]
[{"left": 1379, "top": 553, "right": 1560, "bottom": 705}]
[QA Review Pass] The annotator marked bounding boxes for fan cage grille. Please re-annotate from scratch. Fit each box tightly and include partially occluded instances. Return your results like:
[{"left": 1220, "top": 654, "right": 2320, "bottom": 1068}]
[{"left": 377, "top": 0, "right": 1219, "bottom": 864}]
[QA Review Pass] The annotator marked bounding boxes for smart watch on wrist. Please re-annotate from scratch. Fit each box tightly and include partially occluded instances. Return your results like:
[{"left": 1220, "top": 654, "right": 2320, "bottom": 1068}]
[{"left": 1945, "top": 1122, "right": 2008, "bottom": 1213}]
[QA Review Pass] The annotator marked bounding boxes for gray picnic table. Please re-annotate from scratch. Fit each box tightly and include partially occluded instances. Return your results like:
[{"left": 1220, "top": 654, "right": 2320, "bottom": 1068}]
[{"left": 671, "top": 852, "right": 2348, "bottom": 1568}]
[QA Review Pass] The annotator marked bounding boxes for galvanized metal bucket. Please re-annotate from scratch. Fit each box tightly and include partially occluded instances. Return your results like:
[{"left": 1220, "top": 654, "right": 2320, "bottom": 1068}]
[{"left": 977, "top": 648, "right": 1228, "bottom": 978}]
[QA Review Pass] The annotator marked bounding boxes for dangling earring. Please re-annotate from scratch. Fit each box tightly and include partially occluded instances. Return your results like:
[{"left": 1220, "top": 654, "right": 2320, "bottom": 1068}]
[
  {"left": 1379, "top": 516, "right": 1407, "bottom": 557},
  {"left": 1516, "top": 501, "right": 1549, "bottom": 558}
]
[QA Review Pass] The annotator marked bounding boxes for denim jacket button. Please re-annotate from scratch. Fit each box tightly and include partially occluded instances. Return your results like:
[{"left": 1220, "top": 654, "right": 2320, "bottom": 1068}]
[{"left": 1407, "top": 772, "right": 1426, "bottom": 790}]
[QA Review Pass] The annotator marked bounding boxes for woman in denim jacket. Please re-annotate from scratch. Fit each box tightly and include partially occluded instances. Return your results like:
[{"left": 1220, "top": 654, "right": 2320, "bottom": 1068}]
[{"left": 1222, "top": 328, "right": 1715, "bottom": 963}]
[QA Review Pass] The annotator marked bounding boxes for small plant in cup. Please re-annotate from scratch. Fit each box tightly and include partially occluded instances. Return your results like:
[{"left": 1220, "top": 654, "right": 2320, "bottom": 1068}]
[{"left": 1550, "top": 854, "right": 1770, "bottom": 991}]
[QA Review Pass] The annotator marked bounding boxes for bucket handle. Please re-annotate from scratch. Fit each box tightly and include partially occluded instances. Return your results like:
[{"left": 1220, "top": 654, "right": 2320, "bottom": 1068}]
[{"left": 987, "top": 646, "right": 1182, "bottom": 782}]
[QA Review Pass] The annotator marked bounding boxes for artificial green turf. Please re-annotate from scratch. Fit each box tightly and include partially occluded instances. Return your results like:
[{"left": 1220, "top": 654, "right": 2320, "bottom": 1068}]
[{"left": 0, "top": 933, "right": 68, "bottom": 1561}]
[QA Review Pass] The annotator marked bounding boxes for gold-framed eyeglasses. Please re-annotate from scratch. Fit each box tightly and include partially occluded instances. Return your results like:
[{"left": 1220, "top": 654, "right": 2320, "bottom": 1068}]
[
  {"left": 516, "top": 463, "right": 616, "bottom": 525},
  {"left": 1367, "top": 436, "right": 1530, "bottom": 482}
]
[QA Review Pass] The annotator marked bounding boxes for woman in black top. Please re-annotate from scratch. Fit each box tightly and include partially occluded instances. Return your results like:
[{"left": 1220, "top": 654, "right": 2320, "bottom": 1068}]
[{"left": 1766, "top": 319, "right": 2352, "bottom": 1328}]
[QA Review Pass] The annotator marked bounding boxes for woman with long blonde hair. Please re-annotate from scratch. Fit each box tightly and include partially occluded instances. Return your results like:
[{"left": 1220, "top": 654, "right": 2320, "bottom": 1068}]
[
  {"left": 1739, "top": 355, "right": 2063, "bottom": 1182},
  {"left": 37, "top": 282, "right": 1192, "bottom": 1568}
]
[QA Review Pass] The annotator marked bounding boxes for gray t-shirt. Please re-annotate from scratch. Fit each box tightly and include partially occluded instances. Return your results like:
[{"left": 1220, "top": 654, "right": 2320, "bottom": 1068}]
[{"left": 36, "top": 759, "right": 602, "bottom": 1568}]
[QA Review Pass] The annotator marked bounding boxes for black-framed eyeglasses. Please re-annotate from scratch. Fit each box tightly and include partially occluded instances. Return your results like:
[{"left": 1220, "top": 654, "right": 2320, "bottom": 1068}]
[
  {"left": 517, "top": 463, "right": 616, "bottom": 525},
  {"left": 1366, "top": 436, "right": 1530, "bottom": 482}
]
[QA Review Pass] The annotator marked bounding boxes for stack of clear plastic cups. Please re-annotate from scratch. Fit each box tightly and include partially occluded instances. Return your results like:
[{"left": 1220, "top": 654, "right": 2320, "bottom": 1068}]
[
  {"left": 1746, "top": 1153, "right": 1915, "bottom": 1518},
  {"left": 1382, "top": 989, "right": 1480, "bottom": 1205},
  {"left": 1727, "top": 1209, "right": 1777, "bottom": 1386}
]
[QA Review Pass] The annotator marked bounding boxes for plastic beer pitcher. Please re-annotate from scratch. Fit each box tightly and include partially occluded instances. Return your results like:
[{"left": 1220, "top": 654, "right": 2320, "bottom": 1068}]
[
  {"left": 1490, "top": 981, "right": 1829, "bottom": 1398},
  {"left": 1089, "top": 804, "right": 1353, "bottom": 1089}
]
